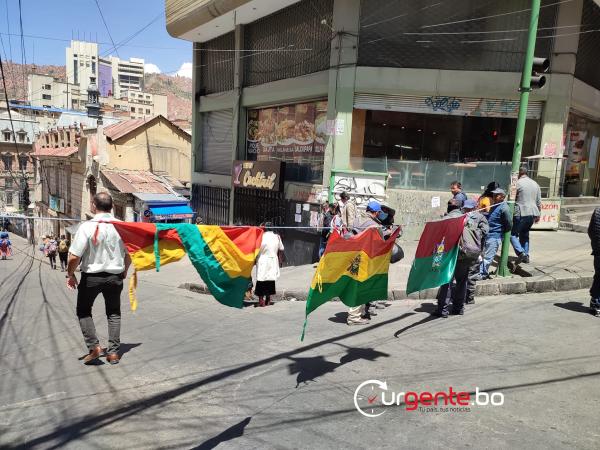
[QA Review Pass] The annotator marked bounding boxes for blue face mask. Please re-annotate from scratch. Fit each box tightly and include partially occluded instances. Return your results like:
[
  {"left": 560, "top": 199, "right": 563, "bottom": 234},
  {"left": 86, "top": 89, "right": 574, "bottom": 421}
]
[{"left": 378, "top": 212, "right": 388, "bottom": 221}]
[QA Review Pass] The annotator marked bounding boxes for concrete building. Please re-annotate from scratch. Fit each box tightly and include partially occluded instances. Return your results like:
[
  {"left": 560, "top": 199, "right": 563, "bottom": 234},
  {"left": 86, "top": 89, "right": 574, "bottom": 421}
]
[
  {"left": 103, "top": 56, "right": 145, "bottom": 99},
  {"left": 166, "top": 0, "right": 600, "bottom": 263},
  {"left": 66, "top": 40, "right": 99, "bottom": 94},
  {"left": 0, "top": 111, "right": 38, "bottom": 213}
]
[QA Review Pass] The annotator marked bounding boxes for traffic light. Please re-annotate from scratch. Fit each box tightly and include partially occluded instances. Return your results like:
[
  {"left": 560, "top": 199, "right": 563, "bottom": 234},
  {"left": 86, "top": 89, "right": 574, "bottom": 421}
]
[{"left": 530, "top": 57, "right": 549, "bottom": 90}]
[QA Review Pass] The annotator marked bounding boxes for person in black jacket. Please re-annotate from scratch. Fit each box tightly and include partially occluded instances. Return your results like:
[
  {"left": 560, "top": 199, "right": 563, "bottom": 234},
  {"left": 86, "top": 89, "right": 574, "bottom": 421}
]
[{"left": 588, "top": 208, "right": 600, "bottom": 316}]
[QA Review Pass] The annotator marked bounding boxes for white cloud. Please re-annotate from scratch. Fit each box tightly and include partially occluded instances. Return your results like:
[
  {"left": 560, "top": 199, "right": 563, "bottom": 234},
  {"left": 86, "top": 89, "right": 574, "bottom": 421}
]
[
  {"left": 176, "top": 62, "right": 192, "bottom": 78},
  {"left": 144, "top": 63, "right": 161, "bottom": 74}
]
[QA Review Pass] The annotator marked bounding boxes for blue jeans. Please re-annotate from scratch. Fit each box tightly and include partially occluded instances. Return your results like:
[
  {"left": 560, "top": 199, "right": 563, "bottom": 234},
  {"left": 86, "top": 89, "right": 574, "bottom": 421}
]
[
  {"left": 318, "top": 236, "right": 328, "bottom": 259},
  {"left": 511, "top": 215, "right": 535, "bottom": 256},
  {"left": 480, "top": 237, "right": 502, "bottom": 276}
]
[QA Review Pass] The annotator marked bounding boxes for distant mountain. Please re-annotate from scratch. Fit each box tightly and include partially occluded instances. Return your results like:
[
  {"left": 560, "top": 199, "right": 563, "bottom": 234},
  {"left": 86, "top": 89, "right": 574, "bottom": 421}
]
[{"left": 1, "top": 61, "right": 192, "bottom": 124}]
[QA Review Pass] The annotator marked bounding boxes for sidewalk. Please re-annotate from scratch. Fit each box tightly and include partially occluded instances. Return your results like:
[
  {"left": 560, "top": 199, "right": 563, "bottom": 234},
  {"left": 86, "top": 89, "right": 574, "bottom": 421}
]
[{"left": 141, "top": 230, "right": 595, "bottom": 301}]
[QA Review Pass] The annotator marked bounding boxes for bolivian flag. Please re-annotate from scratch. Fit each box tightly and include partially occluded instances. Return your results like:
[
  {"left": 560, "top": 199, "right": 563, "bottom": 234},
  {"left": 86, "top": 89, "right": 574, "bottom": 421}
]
[
  {"left": 302, "top": 227, "right": 400, "bottom": 339},
  {"left": 406, "top": 215, "right": 465, "bottom": 295},
  {"left": 111, "top": 222, "right": 263, "bottom": 310}
]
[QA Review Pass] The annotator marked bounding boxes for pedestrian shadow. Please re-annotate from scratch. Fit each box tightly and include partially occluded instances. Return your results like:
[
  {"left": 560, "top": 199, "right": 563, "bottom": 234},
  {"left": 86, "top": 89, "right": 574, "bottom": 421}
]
[
  {"left": 288, "top": 346, "right": 390, "bottom": 388},
  {"left": 414, "top": 302, "right": 438, "bottom": 314},
  {"left": 393, "top": 305, "right": 437, "bottom": 338},
  {"left": 327, "top": 312, "right": 348, "bottom": 323},
  {"left": 190, "top": 416, "right": 251, "bottom": 450},
  {"left": 77, "top": 343, "right": 142, "bottom": 362},
  {"left": 554, "top": 302, "right": 591, "bottom": 314}
]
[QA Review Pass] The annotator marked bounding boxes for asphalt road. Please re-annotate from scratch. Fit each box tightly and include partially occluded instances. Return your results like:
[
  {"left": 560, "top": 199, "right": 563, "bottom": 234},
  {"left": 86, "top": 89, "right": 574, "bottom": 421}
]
[{"left": 1, "top": 237, "right": 600, "bottom": 450}]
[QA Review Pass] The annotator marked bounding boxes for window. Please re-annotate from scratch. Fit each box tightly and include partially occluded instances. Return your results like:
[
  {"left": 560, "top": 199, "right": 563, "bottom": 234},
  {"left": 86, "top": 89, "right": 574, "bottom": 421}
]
[
  {"left": 146, "top": 95, "right": 150, "bottom": 99},
  {"left": 42, "top": 94, "right": 51, "bottom": 100},
  {"left": 5, "top": 192, "right": 12, "bottom": 205},
  {"left": 138, "top": 108, "right": 143, "bottom": 113},
  {"left": 146, "top": 109, "right": 150, "bottom": 114},
  {"left": 18, "top": 132, "right": 26, "bottom": 143},
  {"left": 131, "top": 107, "right": 135, "bottom": 112},
  {"left": 43, "top": 84, "right": 52, "bottom": 90},
  {"left": 80, "top": 62, "right": 84, "bottom": 67},
  {"left": 2, "top": 154, "right": 13, "bottom": 170},
  {"left": 86, "top": 62, "right": 90, "bottom": 68},
  {"left": 5, "top": 178, "right": 13, "bottom": 189},
  {"left": 92, "top": 61, "right": 96, "bottom": 73},
  {"left": 18, "top": 155, "right": 28, "bottom": 170},
  {"left": 3, "top": 131, "right": 11, "bottom": 141},
  {"left": 73, "top": 60, "right": 78, "bottom": 84}
]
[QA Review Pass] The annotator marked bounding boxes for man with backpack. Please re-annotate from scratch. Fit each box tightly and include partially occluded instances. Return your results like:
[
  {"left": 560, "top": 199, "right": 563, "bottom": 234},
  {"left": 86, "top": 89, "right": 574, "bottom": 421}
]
[
  {"left": 436, "top": 199, "right": 488, "bottom": 318},
  {"left": 58, "top": 235, "right": 70, "bottom": 272}
]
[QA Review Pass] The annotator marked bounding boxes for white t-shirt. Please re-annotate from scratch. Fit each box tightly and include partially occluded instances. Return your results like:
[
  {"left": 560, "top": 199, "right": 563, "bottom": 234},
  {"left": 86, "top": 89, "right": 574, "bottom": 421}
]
[
  {"left": 256, "top": 231, "right": 284, "bottom": 282},
  {"left": 69, "top": 213, "right": 126, "bottom": 274}
]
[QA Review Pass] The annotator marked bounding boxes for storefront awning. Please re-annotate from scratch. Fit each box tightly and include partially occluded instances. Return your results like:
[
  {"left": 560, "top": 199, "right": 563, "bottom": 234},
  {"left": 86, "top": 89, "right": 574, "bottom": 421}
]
[{"left": 149, "top": 204, "right": 194, "bottom": 220}]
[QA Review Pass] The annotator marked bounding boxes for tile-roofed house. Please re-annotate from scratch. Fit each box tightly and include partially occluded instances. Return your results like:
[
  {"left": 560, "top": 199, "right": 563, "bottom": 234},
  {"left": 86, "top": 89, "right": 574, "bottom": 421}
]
[{"left": 100, "top": 169, "right": 171, "bottom": 194}]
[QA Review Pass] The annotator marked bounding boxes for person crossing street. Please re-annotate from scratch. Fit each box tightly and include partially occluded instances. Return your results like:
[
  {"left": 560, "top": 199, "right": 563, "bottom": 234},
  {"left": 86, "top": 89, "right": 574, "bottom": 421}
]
[{"left": 67, "top": 192, "right": 131, "bottom": 365}]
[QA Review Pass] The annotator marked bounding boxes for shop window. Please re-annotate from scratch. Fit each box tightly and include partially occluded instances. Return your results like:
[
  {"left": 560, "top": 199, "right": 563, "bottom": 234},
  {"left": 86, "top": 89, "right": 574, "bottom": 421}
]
[
  {"left": 351, "top": 109, "right": 538, "bottom": 192},
  {"left": 245, "top": 100, "right": 328, "bottom": 184}
]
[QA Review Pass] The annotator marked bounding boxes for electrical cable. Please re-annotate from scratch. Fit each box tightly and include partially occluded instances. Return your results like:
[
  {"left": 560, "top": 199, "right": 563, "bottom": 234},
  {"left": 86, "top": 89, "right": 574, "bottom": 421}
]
[{"left": 93, "top": 0, "right": 120, "bottom": 58}]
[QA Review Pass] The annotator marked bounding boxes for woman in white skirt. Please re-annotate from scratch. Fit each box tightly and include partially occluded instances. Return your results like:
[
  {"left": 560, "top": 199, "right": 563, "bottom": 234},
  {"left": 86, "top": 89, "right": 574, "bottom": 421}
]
[{"left": 255, "top": 224, "right": 284, "bottom": 307}]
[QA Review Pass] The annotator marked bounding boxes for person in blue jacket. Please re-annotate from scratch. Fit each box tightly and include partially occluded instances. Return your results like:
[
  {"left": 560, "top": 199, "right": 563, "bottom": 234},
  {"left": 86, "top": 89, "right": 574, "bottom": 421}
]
[{"left": 479, "top": 188, "right": 512, "bottom": 279}]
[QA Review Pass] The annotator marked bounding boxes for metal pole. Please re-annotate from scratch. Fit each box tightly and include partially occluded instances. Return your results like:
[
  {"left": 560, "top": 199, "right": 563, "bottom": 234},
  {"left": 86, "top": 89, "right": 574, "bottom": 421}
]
[{"left": 498, "top": 0, "right": 541, "bottom": 277}]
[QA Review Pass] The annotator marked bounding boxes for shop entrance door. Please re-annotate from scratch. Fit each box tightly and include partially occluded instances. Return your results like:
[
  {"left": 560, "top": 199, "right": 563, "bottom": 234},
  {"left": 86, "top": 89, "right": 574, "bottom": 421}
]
[{"left": 233, "top": 188, "right": 285, "bottom": 226}]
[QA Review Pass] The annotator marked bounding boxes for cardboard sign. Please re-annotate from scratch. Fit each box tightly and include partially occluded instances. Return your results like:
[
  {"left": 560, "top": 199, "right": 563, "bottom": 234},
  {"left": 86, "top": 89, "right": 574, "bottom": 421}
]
[{"left": 531, "top": 199, "right": 561, "bottom": 230}]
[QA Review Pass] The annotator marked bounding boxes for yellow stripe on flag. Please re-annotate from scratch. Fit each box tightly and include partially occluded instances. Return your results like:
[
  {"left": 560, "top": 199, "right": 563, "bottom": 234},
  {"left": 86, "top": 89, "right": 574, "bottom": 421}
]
[
  {"left": 198, "top": 225, "right": 257, "bottom": 279},
  {"left": 310, "top": 250, "right": 393, "bottom": 288},
  {"left": 130, "top": 239, "right": 187, "bottom": 272}
]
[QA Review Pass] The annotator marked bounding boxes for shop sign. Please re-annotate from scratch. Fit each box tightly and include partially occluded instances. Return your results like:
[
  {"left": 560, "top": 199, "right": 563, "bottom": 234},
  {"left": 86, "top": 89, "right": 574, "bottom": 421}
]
[
  {"left": 49, "top": 195, "right": 65, "bottom": 213},
  {"left": 246, "top": 101, "right": 328, "bottom": 158},
  {"left": 532, "top": 199, "right": 561, "bottom": 230},
  {"left": 232, "top": 160, "right": 284, "bottom": 192}
]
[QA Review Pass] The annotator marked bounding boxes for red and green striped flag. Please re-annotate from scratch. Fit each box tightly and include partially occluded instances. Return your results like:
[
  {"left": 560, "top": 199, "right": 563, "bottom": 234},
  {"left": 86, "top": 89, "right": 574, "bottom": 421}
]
[
  {"left": 302, "top": 227, "right": 400, "bottom": 340},
  {"left": 406, "top": 216, "right": 465, "bottom": 295}
]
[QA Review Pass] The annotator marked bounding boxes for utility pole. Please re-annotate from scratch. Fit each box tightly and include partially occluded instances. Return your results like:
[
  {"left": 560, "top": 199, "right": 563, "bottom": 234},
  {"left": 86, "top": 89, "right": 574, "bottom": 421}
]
[{"left": 498, "top": 0, "right": 544, "bottom": 277}]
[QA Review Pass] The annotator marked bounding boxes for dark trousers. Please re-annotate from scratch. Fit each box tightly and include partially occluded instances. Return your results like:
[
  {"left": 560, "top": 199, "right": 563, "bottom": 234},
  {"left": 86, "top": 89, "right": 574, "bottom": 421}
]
[
  {"left": 48, "top": 253, "right": 57, "bottom": 269},
  {"left": 437, "top": 257, "right": 476, "bottom": 315},
  {"left": 59, "top": 252, "right": 68, "bottom": 270},
  {"left": 511, "top": 215, "right": 535, "bottom": 256},
  {"left": 591, "top": 255, "right": 600, "bottom": 300},
  {"left": 76, "top": 272, "right": 123, "bottom": 354},
  {"left": 466, "top": 259, "right": 481, "bottom": 303}
]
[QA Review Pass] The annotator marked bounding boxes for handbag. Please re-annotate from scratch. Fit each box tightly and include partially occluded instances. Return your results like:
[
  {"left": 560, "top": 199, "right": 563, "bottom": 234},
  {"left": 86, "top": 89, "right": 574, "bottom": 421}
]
[{"left": 390, "top": 241, "right": 404, "bottom": 264}]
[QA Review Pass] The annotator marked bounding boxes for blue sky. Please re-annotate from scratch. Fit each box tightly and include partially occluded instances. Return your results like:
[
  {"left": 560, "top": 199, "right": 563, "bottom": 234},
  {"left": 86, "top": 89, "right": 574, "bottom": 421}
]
[{"left": 0, "top": 0, "right": 192, "bottom": 76}]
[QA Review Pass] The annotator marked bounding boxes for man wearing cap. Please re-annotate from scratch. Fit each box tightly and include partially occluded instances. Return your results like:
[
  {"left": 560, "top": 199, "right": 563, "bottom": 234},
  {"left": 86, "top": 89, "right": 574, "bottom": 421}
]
[
  {"left": 479, "top": 188, "right": 512, "bottom": 279},
  {"left": 339, "top": 191, "right": 357, "bottom": 232},
  {"left": 346, "top": 200, "right": 387, "bottom": 325},
  {"left": 511, "top": 165, "right": 541, "bottom": 265}
]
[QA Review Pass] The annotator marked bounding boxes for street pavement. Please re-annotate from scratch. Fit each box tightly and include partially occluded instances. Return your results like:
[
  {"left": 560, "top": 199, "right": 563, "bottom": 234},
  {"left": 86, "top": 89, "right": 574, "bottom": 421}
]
[{"left": 1, "top": 235, "right": 600, "bottom": 449}]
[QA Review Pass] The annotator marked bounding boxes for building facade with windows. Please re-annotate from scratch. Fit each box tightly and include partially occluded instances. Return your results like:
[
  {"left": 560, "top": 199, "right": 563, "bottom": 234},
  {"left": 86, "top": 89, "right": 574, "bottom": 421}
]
[
  {"left": 167, "top": 0, "right": 600, "bottom": 260},
  {"left": 66, "top": 40, "right": 99, "bottom": 94},
  {"left": 0, "top": 111, "right": 37, "bottom": 213}
]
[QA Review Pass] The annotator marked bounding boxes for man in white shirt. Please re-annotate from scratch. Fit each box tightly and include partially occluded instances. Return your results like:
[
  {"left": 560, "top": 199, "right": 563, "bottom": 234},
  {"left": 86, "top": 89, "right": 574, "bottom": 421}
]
[{"left": 67, "top": 192, "right": 131, "bottom": 365}]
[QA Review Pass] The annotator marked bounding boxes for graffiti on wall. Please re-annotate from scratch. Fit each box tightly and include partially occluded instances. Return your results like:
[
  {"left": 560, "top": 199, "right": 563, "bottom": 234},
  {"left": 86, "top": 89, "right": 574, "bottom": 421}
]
[
  {"left": 332, "top": 175, "right": 387, "bottom": 206},
  {"left": 425, "top": 96, "right": 461, "bottom": 113}
]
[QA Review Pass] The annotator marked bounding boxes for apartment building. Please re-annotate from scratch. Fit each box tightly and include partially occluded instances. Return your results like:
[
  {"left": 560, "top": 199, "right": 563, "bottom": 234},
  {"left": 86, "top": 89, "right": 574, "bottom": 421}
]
[{"left": 66, "top": 40, "right": 98, "bottom": 93}]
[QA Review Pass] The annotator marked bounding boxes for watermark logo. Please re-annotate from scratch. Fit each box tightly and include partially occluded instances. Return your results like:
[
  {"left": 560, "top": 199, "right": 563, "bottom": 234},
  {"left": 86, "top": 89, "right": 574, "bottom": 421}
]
[{"left": 354, "top": 379, "right": 504, "bottom": 417}]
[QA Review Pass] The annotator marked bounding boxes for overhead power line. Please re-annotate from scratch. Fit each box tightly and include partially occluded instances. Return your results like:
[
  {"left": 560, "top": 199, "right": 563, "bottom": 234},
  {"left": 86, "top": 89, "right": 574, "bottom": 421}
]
[{"left": 94, "top": 0, "right": 120, "bottom": 58}]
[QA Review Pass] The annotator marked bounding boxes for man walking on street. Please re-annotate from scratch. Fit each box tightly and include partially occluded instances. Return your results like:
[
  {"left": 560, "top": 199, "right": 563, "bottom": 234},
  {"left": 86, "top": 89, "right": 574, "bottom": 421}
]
[
  {"left": 339, "top": 191, "right": 357, "bottom": 232},
  {"left": 67, "top": 192, "right": 131, "bottom": 365},
  {"left": 479, "top": 188, "right": 512, "bottom": 279},
  {"left": 511, "top": 165, "right": 541, "bottom": 265},
  {"left": 588, "top": 207, "right": 600, "bottom": 316}
]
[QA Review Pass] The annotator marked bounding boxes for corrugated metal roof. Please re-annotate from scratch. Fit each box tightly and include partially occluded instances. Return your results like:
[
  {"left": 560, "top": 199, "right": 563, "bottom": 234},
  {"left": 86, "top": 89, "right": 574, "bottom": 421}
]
[
  {"left": 132, "top": 193, "right": 187, "bottom": 203},
  {"left": 100, "top": 170, "right": 170, "bottom": 194},
  {"left": 104, "top": 117, "right": 153, "bottom": 141},
  {"left": 33, "top": 145, "right": 79, "bottom": 157}
]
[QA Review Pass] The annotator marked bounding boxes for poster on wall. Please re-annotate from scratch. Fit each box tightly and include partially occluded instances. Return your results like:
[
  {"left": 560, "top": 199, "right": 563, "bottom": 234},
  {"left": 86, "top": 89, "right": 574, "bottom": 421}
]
[
  {"left": 246, "top": 101, "right": 328, "bottom": 162},
  {"left": 532, "top": 199, "right": 561, "bottom": 230},
  {"left": 565, "top": 131, "right": 587, "bottom": 181}
]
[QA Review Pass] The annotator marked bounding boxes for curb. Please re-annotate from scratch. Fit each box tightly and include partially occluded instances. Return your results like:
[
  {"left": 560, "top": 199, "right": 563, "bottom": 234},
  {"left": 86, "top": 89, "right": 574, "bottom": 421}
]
[{"left": 179, "top": 270, "right": 592, "bottom": 301}]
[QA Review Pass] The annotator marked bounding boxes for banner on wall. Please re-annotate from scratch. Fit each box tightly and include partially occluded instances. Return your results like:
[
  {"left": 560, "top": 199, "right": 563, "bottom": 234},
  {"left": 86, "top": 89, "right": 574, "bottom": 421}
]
[
  {"left": 531, "top": 199, "right": 561, "bottom": 230},
  {"left": 246, "top": 101, "right": 328, "bottom": 160}
]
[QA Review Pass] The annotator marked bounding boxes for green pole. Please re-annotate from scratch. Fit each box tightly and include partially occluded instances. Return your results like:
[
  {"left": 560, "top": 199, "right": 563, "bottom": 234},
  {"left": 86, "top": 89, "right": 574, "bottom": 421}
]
[
  {"left": 329, "top": 171, "right": 335, "bottom": 203},
  {"left": 498, "top": 0, "right": 541, "bottom": 277}
]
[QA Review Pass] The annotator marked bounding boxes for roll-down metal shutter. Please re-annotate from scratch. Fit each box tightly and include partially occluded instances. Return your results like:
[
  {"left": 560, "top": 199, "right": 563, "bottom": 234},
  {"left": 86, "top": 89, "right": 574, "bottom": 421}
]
[
  {"left": 201, "top": 109, "right": 233, "bottom": 175},
  {"left": 353, "top": 93, "right": 543, "bottom": 120}
]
